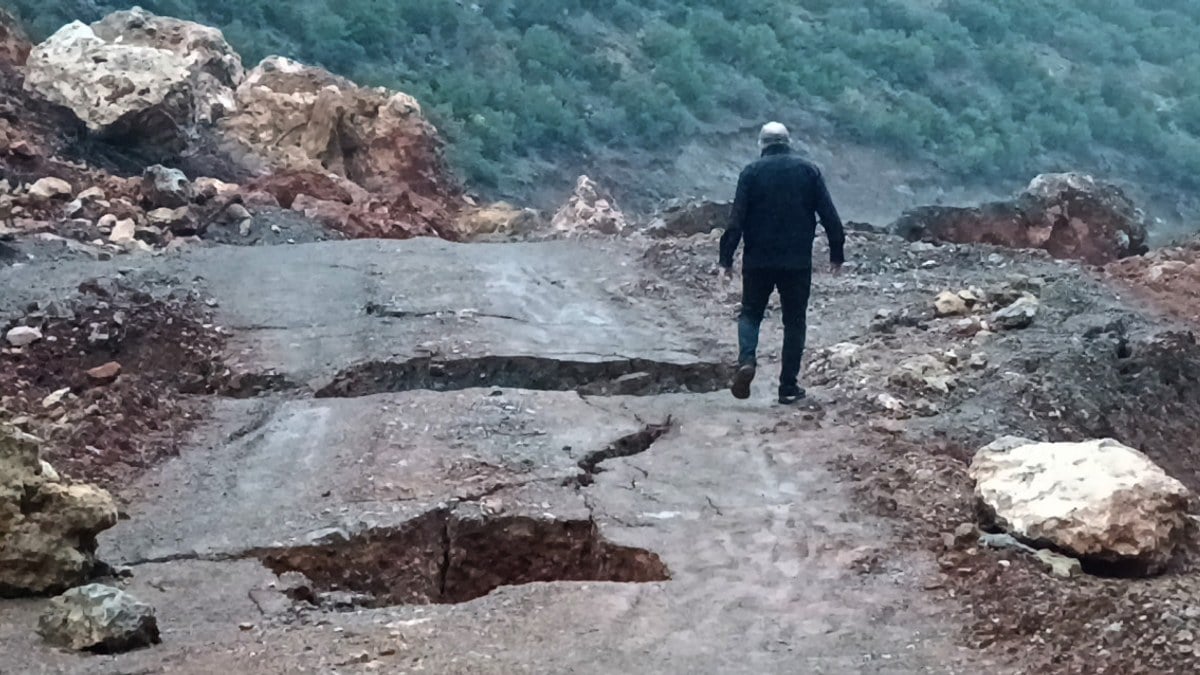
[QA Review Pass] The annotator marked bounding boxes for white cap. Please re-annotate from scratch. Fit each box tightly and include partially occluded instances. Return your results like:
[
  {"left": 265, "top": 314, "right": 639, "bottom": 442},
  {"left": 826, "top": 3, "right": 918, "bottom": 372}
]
[{"left": 758, "top": 122, "right": 791, "bottom": 148}]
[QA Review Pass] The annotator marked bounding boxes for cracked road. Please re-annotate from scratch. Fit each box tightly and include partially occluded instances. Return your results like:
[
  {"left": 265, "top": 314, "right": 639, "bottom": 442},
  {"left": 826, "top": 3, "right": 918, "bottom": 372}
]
[{"left": 0, "top": 237, "right": 985, "bottom": 674}]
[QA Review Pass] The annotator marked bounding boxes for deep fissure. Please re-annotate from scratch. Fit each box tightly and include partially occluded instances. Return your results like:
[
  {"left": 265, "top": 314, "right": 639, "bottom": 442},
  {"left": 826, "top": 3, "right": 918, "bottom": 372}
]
[
  {"left": 256, "top": 511, "right": 670, "bottom": 607},
  {"left": 315, "top": 356, "right": 732, "bottom": 398}
]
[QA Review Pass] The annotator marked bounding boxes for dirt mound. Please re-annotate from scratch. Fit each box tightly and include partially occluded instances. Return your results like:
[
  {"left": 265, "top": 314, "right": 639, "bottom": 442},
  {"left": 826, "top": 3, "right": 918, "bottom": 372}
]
[
  {"left": 0, "top": 276, "right": 227, "bottom": 494},
  {"left": 893, "top": 173, "right": 1150, "bottom": 265},
  {"left": 645, "top": 200, "right": 730, "bottom": 239},
  {"left": 1106, "top": 240, "right": 1200, "bottom": 326}
]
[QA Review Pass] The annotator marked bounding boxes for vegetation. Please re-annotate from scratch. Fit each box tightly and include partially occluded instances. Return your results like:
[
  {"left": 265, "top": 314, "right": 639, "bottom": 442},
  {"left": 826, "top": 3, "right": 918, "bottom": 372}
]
[{"left": 8, "top": 0, "right": 1200, "bottom": 199}]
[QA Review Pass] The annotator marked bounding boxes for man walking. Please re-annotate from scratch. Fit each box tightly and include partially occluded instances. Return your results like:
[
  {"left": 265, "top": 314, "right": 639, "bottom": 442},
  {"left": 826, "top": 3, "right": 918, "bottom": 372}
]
[{"left": 719, "top": 122, "right": 846, "bottom": 404}]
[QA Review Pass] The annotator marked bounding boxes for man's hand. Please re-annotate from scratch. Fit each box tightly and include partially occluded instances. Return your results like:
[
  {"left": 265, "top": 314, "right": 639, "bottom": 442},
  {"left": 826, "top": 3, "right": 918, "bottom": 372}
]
[{"left": 719, "top": 266, "right": 735, "bottom": 282}]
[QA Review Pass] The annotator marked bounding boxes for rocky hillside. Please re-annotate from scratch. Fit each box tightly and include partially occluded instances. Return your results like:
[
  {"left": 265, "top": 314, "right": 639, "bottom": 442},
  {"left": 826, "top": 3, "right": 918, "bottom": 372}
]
[
  {"left": 0, "top": 8, "right": 473, "bottom": 251},
  {"left": 5, "top": 0, "right": 1200, "bottom": 228}
]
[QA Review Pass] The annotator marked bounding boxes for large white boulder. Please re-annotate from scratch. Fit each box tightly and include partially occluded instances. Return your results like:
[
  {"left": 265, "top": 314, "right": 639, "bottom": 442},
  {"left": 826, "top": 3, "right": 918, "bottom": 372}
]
[
  {"left": 23, "top": 9, "right": 242, "bottom": 143},
  {"left": 970, "top": 437, "right": 1191, "bottom": 575}
]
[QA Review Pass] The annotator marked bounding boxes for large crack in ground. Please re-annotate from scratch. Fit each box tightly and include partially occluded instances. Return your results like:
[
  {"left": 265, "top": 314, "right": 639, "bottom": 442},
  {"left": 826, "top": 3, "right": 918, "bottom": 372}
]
[
  {"left": 574, "top": 419, "right": 674, "bottom": 487},
  {"left": 255, "top": 511, "right": 670, "bottom": 607},
  {"left": 315, "top": 356, "right": 732, "bottom": 398}
]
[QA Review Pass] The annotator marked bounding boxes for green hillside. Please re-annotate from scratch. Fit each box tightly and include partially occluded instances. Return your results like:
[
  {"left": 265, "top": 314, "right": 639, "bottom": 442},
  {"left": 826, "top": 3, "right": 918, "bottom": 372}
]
[{"left": 8, "top": 0, "right": 1200, "bottom": 203}]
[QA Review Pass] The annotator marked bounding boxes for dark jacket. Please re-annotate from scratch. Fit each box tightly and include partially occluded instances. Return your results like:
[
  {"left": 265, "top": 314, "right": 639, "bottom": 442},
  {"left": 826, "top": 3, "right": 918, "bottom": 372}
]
[{"left": 719, "top": 145, "right": 845, "bottom": 271}]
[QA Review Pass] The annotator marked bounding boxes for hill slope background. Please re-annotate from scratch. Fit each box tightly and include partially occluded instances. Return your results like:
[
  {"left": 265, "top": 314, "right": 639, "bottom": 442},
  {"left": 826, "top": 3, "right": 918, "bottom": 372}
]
[{"left": 6, "top": 0, "right": 1200, "bottom": 230}]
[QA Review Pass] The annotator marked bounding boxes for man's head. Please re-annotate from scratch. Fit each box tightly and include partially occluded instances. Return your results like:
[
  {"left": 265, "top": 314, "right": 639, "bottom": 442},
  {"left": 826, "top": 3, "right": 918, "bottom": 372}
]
[{"left": 758, "top": 122, "right": 791, "bottom": 149}]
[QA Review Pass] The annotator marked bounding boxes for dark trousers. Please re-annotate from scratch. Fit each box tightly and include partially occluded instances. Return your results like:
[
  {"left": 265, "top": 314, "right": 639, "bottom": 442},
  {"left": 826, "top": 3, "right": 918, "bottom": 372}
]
[{"left": 738, "top": 267, "right": 813, "bottom": 389}]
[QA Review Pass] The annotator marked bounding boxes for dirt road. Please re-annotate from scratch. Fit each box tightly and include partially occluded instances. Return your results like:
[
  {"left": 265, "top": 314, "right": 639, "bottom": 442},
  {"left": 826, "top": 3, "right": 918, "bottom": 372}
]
[
  {"left": 7, "top": 228, "right": 1200, "bottom": 673},
  {"left": 0, "top": 235, "right": 994, "bottom": 674}
]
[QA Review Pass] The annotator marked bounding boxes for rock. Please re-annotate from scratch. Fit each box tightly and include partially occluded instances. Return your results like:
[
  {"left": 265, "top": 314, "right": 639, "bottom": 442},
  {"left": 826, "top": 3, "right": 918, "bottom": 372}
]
[
  {"left": 892, "top": 172, "right": 1149, "bottom": 265},
  {"left": 5, "top": 325, "right": 42, "bottom": 347},
  {"left": 889, "top": 355, "right": 957, "bottom": 394},
  {"left": 225, "top": 203, "right": 252, "bottom": 223},
  {"left": 86, "top": 362, "right": 122, "bottom": 385},
  {"left": 552, "top": 175, "right": 627, "bottom": 236},
  {"left": 42, "top": 387, "right": 71, "bottom": 408},
  {"left": 218, "top": 56, "right": 457, "bottom": 237},
  {"left": 825, "top": 342, "right": 862, "bottom": 370},
  {"left": 142, "top": 166, "right": 193, "bottom": 209},
  {"left": 146, "top": 206, "right": 195, "bottom": 234},
  {"left": 875, "top": 393, "right": 906, "bottom": 414},
  {"left": 194, "top": 177, "right": 240, "bottom": 202},
  {"left": 1036, "top": 549, "right": 1083, "bottom": 579},
  {"left": 970, "top": 437, "right": 1191, "bottom": 575},
  {"left": 28, "top": 177, "right": 73, "bottom": 201},
  {"left": 934, "top": 291, "right": 970, "bottom": 318},
  {"left": 1, "top": 425, "right": 119, "bottom": 596},
  {"left": 24, "top": 10, "right": 241, "bottom": 150},
  {"left": 38, "top": 584, "right": 160, "bottom": 652},
  {"left": 457, "top": 202, "right": 541, "bottom": 237},
  {"left": 991, "top": 295, "right": 1040, "bottom": 330},
  {"left": 109, "top": 219, "right": 136, "bottom": 245},
  {"left": 76, "top": 187, "right": 106, "bottom": 203},
  {"left": 646, "top": 200, "right": 731, "bottom": 238},
  {"left": 90, "top": 8, "right": 243, "bottom": 124}
]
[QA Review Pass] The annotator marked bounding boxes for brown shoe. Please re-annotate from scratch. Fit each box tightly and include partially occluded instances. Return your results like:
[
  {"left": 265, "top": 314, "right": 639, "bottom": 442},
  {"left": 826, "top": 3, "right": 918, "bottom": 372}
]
[{"left": 731, "top": 364, "right": 756, "bottom": 400}]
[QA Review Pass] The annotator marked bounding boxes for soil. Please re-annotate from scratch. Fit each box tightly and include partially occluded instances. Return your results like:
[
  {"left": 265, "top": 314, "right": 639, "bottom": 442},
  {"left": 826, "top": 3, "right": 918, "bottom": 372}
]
[{"left": 0, "top": 275, "right": 227, "bottom": 495}]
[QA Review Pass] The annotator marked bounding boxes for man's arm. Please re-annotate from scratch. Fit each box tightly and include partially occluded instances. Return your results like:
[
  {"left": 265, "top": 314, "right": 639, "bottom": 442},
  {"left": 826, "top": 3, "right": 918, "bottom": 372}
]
[
  {"left": 720, "top": 167, "right": 752, "bottom": 269},
  {"left": 814, "top": 169, "right": 845, "bottom": 266}
]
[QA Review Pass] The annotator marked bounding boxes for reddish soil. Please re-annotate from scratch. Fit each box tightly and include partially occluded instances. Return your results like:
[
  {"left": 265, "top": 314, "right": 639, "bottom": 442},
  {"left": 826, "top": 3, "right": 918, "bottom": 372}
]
[
  {"left": 0, "top": 278, "right": 227, "bottom": 495},
  {"left": 1105, "top": 241, "right": 1200, "bottom": 327}
]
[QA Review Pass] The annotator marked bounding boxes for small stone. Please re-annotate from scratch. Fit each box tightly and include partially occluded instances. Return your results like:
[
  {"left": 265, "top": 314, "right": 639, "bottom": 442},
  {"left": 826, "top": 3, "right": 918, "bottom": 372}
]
[
  {"left": 226, "top": 203, "right": 251, "bottom": 222},
  {"left": 238, "top": 622, "right": 255, "bottom": 631},
  {"left": 991, "top": 295, "right": 1040, "bottom": 330},
  {"left": 6, "top": 325, "right": 42, "bottom": 347},
  {"left": 934, "top": 291, "right": 969, "bottom": 318},
  {"left": 109, "top": 219, "right": 136, "bottom": 245},
  {"left": 142, "top": 165, "right": 193, "bottom": 209},
  {"left": 39, "top": 460, "right": 61, "bottom": 483},
  {"left": 76, "top": 187, "right": 106, "bottom": 202},
  {"left": 147, "top": 206, "right": 193, "bottom": 232},
  {"left": 1035, "top": 549, "right": 1083, "bottom": 578},
  {"left": 64, "top": 199, "right": 85, "bottom": 218},
  {"left": 42, "top": 387, "right": 71, "bottom": 408},
  {"left": 86, "top": 362, "right": 122, "bottom": 385},
  {"left": 38, "top": 584, "right": 160, "bottom": 652},
  {"left": 97, "top": 214, "right": 118, "bottom": 232},
  {"left": 29, "top": 177, "right": 73, "bottom": 201}
]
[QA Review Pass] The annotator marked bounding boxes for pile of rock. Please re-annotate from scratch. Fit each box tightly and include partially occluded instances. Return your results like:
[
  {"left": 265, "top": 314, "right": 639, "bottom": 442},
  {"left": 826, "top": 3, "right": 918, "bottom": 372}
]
[
  {"left": 892, "top": 173, "right": 1150, "bottom": 265},
  {"left": 551, "top": 175, "right": 628, "bottom": 236},
  {"left": 930, "top": 281, "right": 1044, "bottom": 334},
  {"left": 3, "top": 8, "right": 463, "bottom": 247},
  {"left": 0, "top": 424, "right": 118, "bottom": 597}
]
